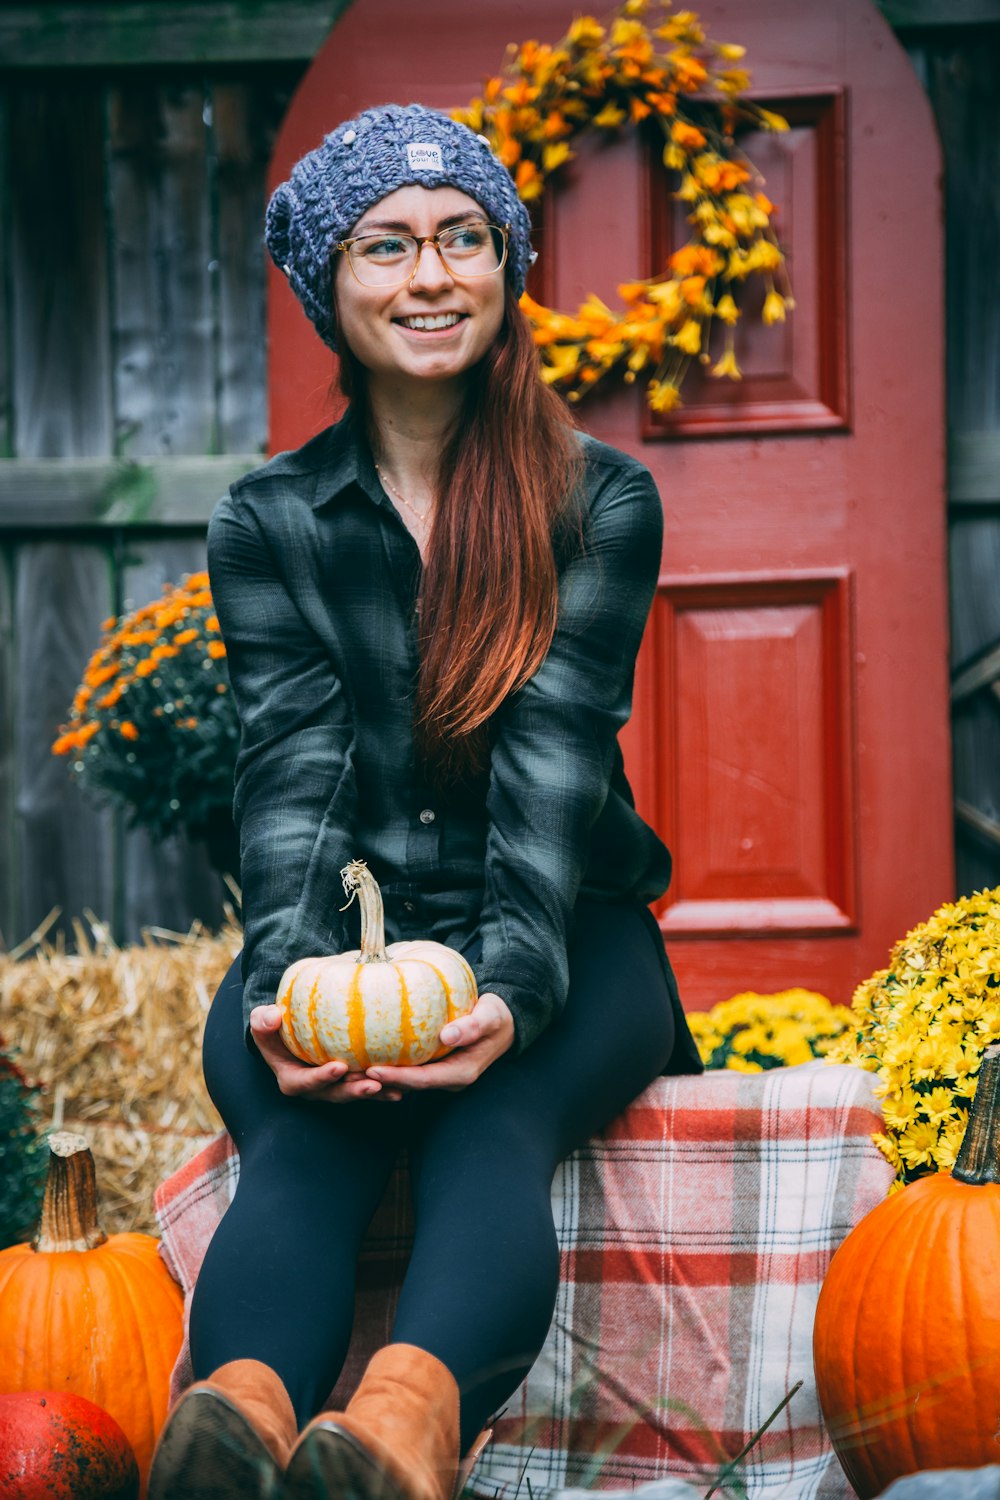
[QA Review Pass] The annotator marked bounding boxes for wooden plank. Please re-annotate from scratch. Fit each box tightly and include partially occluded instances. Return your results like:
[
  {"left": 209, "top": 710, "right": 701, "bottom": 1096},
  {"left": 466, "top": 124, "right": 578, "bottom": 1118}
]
[
  {"left": 118, "top": 537, "right": 228, "bottom": 941},
  {"left": 0, "top": 3, "right": 341, "bottom": 67},
  {"left": 954, "top": 698, "right": 1000, "bottom": 893},
  {"left": 8, "top": 79, "right": 112, "bottom": 459},
  {"left": 952, "top": 639, "right": 1000, "bottom": 702},
  {"left": 0, "top": 455, "right": 259, "bottom": 528},
  {"left": 950, "top": 431, "right": 1000, "bottom": 504},
  {"left": 213, "top": 77, "right": 300, "bottom": 453},
  {"left": 924, "top": 37, "right": 1000, "bottom": 438},
  {"left": 878, "top": 0, "right": 1000, "bottom": 24},
  {"left": 109, "top": 81, "right": 216, "bottom": 458},
  {"left": 0, "top": 548, "right": 15, "bottom": 948},
  {"left": 0, "top": 94, "right": 12, "bottom": 459},
  {"left": 13, "top": 541, "right": 117, "bottom": 946}
]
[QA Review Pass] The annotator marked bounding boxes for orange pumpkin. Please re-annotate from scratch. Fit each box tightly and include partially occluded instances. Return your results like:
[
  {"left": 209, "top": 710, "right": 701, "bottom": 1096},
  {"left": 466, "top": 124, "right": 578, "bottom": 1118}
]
[
  {"left": 0, "top": 1133, "right": 184, "bottom": 1498},
  {"left": 278, "top": 858, "right": 477, "bottom": 1068},
  {"left": 813, "top": 1042, "right": 1000, "bottom": 1496}
]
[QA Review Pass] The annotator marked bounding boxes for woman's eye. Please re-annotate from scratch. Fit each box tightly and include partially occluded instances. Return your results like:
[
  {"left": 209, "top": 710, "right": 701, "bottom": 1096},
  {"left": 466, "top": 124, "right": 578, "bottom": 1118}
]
[
  {"left": 360, "top": 236, "right": 411, "bottom": 259},
  {"left": 444, "top": 226, "right": 489, "bottom": 252}
]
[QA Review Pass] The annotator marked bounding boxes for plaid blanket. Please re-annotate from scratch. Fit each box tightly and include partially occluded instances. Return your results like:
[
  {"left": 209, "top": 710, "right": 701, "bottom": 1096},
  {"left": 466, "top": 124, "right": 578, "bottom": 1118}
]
[{"left": 154, "top": 1061, "right": 890, "bottom": 1500}]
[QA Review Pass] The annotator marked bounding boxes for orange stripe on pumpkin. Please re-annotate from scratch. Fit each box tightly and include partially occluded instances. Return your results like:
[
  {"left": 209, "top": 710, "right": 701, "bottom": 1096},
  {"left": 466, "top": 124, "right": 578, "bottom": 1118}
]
[
  {"left": 305, "top": 977, "right": 323, "bottom": 1063},
  {"left": 347, "top": 965, "right": 370, "bottom": 1070},
  {"left": 396, "top": 970, "right": 414, "bottom": 1066}
]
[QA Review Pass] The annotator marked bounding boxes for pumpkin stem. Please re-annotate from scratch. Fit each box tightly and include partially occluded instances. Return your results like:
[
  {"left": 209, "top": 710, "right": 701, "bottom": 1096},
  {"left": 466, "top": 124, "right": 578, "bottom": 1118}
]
[
  {"left": 33, "top": 1131, "right": 108, "bottom": 1252},
  {"left": 952, "top": 1043, "right": 1000, "bottom": 1186},
  {"left": 340, "top": 859, "right": 388, "bottom": 963}
]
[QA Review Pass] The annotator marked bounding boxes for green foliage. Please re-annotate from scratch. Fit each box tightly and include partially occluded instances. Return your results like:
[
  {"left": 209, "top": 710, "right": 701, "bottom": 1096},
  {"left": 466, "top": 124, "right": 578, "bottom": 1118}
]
[{"left": 0, "top": 1043, "right": 46, "bottom": 1249}]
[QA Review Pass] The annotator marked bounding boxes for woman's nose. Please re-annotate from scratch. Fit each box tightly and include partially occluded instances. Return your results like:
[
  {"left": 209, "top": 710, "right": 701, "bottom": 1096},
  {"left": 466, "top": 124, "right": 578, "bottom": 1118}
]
[{"left": 407, "top": 240, "right": 454, "bottom": 291}]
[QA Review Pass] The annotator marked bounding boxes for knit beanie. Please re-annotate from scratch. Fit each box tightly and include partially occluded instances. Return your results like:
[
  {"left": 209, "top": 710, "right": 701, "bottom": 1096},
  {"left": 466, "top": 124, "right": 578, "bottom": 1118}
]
[{"left": 265, "top": 103, "right": 533, "bottom": 349}]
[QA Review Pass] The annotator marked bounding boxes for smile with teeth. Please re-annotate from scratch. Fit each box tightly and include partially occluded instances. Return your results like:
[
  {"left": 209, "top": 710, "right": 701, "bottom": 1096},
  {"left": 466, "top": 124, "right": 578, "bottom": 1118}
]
[{"left": 396, "top": 312, "right": 466, "bottom": 331}]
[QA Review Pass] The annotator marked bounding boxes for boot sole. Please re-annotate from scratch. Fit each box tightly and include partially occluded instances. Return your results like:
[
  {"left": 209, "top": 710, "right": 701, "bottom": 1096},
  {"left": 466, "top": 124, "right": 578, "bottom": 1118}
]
[
  {"left": 283, "top": 1423, "right": 408, "bottom": 1500},
  {"left": 148, "top": 1387, "right": 282, "bottom": 1500}
]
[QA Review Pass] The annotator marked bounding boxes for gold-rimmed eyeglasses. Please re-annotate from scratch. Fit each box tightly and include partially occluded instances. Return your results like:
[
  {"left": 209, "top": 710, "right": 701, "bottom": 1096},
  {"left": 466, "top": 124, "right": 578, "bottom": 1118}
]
[{"left": 336, "top": 221, "right": 509, "bottom": 287}]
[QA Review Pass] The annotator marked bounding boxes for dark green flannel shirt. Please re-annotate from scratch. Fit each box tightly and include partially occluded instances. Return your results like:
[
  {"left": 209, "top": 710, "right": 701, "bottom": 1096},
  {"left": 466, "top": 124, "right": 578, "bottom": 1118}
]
[{"left": 207, "top": 407, "right": 697, "bottom": 1065}]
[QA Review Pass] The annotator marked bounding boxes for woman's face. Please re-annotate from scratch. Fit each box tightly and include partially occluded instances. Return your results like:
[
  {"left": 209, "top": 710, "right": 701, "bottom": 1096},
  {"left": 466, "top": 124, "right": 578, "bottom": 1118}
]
[{"left": 333, "top": 185, "right": 507, "bottom": 389}]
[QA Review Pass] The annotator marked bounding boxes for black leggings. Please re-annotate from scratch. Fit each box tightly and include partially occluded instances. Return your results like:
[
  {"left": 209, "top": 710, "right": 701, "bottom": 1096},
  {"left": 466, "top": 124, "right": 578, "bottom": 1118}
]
[{"left": 190, "top": 900, "right": 677, "bottom": 1454}]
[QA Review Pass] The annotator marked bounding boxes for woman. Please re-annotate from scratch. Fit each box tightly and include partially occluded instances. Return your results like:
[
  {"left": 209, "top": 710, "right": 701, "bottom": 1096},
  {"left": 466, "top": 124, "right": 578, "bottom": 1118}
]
[{"left": 149, "top": 103, "right": 702, "bottom": 1500}]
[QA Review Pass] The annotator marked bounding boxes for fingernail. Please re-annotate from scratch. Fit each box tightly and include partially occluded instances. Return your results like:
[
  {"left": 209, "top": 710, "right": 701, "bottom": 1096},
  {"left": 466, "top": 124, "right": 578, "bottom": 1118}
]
[
  {"left": 361, "top": 1083, "right": 379, "bottom": 1095},
  {"left": 368, "top": 1070, "right": 383, "bottom": 1081},
  {"left": 257, "top": 1005, "right": 281, "bottom": 1025},
  {"left": 440, "top": 1026, "right": 459, "bottom": 1044}
]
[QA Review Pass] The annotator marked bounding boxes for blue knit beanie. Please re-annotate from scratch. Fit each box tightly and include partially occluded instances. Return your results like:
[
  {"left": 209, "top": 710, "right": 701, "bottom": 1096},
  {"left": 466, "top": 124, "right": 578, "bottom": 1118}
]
[{"left": 265, "top": 103, "right": 533, "bottom": 350}]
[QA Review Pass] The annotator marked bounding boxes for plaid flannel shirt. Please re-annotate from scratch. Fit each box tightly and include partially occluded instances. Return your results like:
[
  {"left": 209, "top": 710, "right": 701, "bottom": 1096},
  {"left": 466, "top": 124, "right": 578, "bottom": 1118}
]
[{"left": 207, "top": 408, "right": 699, "bottom": 1066}]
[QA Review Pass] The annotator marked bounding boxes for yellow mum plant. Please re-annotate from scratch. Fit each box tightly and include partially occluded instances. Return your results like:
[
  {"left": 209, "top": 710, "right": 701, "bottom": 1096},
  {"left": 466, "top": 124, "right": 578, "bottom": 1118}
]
[
  {"left": 689, "top": 990, "right": 853, "bottom": 1073},
  {"left": 52, "top": 574, "right": 239, "bottom": 849},
  {"left": 828, "top": 889, "right": 1000, "bottom": 1191},
  {"left": 453, "top": 0, "right": 792, "bottom": 411}
]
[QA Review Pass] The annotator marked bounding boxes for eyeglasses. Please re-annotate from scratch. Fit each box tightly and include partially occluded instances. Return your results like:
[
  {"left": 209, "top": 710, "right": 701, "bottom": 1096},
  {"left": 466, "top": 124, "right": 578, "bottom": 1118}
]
[{"left": 336, "top": 221, "right": 509, "bottom": 287}]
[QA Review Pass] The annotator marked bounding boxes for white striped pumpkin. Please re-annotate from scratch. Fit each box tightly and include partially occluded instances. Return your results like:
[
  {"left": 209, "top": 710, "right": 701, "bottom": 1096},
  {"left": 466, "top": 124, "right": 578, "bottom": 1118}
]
[{"left": 277, "top": 859, "right": 477, "bottom": 1068}]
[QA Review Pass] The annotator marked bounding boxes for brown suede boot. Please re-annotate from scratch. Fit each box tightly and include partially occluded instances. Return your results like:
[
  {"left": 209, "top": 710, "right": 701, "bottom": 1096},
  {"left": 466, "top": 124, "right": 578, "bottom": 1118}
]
[
  {"left": 283, "top": 1344, "right": 461, "bottom": 1500},
  {"left": 148, "top": 1359, "right": 298, "bottom": 1500}
]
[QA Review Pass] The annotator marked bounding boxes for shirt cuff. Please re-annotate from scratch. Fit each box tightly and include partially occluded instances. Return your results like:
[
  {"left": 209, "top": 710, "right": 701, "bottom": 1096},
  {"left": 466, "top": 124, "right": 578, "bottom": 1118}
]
[{"left": 475, "top": 960, "right": 560, "bottom": 1055}]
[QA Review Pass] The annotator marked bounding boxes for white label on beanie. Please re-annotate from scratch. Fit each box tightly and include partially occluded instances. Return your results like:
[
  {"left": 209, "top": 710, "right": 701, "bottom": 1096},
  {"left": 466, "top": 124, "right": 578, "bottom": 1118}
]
[{"left": 406, "top": 142, "right": 444, "bottom": 173}]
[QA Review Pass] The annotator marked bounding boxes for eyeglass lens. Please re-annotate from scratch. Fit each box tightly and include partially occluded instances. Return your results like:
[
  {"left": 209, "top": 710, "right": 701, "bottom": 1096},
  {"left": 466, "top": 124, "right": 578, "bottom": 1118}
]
[{"left": 348, "top": 223, "right": 507, "bottom": 285}]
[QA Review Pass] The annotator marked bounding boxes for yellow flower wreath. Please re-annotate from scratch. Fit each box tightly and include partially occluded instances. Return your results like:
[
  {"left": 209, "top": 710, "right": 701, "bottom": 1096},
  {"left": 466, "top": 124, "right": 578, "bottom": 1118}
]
[{"left": 452, "top": 0, "right": 794, "bottom": 412}]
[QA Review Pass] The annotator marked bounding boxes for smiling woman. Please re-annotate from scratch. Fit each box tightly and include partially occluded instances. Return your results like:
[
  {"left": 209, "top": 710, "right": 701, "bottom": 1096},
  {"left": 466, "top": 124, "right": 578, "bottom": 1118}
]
[{"left": 147, "top": 102, "right": 702, "bottom": 1500}]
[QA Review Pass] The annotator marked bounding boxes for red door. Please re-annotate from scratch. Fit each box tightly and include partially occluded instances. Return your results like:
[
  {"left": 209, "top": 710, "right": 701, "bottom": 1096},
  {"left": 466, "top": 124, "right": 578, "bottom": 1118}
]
[{"left": 266, "top": 0, "right": 952, "bottom": 1010}]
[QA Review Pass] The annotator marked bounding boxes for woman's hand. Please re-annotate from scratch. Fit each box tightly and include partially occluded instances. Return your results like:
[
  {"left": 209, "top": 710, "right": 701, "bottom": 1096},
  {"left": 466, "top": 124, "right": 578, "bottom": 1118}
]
[
  {"left": 365, "top": 992, "right": 515, "bottom": 1094},
  {"left": 249, "top": 1005, "right": 404, "bottom": 1102}
]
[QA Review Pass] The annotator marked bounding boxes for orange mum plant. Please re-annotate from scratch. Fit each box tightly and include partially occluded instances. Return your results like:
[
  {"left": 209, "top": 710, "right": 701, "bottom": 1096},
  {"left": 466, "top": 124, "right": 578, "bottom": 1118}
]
[
  {"left": 52, "top": 573, "right": 239, "bottom": 846},
  {"left": 453, "top": 0, "right": 792, "bottom": 411}
]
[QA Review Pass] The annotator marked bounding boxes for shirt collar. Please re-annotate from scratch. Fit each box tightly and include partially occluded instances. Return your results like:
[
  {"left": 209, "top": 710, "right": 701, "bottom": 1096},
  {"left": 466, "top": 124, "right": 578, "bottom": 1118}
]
[{"left": 309, "top": 405, "right": 390, "bottom": 513}]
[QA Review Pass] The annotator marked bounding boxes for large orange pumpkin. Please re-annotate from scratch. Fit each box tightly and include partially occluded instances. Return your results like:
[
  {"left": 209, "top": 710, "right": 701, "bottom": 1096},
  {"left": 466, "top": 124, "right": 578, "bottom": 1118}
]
[
  {"left": 278, "top": 858, "right": 477, "bottom": 1068},
  {"left": 813, "top": 1042, "right": 1000, "bottom": 1496},
  {"left": 0, "top": 1133, "right": 184, "bottom": 1497}
]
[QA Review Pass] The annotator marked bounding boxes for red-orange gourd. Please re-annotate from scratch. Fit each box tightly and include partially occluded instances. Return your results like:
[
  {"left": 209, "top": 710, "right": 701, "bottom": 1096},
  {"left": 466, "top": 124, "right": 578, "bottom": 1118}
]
[
  {"left": 278, "top": 859, "right": 477, "bottom": 1068},
  {"left": 0, "top": 1133, "right": 184, "bottom": 1498},
  {"left": 0, "top": 1390, "right": 139, "bottom": 1500},
  {"left": 813, "top": 1043, "right": 1000, "bottom": 1496}
]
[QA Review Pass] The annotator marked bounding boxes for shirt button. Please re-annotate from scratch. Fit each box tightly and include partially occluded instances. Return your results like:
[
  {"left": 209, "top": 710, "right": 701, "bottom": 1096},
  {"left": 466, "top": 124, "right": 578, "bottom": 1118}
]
[
  {"left": 419, "top": 808, "right": 436, "bottom": 825},
  {"left": 403, "top": 900, "right": 416, "bottom": 914}
]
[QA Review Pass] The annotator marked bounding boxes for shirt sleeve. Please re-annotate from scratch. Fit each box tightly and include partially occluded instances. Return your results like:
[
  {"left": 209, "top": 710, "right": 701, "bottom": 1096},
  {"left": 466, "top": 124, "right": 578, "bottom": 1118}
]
[
  {"left": 207, "top": 492, "right": 358, "bottom": 1042},
  {"left": 475, "top": 454, "right": 664, "bottom": 1053}
]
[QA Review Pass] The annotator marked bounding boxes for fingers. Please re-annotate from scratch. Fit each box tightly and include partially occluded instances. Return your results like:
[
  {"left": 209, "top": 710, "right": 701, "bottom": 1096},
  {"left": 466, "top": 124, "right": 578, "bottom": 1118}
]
[{"left": 248, "top": 1006, "right": 401, "bottom": 1103}]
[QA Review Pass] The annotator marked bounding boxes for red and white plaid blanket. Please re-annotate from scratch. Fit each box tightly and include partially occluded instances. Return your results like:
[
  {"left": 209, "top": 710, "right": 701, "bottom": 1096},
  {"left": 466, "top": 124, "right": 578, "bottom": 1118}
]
[{"left": 154, "top": 1061, "right": 890, "bottom": 1500}]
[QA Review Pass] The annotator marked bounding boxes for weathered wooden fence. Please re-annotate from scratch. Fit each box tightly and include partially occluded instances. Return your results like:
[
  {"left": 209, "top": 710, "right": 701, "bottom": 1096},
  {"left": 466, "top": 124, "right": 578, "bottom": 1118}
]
[
  {"left": 1, "top": 3, "right": 1000, "bottom": 953},
  {"left": 0, "top": 62, "right": 304, "bottom": 947}
]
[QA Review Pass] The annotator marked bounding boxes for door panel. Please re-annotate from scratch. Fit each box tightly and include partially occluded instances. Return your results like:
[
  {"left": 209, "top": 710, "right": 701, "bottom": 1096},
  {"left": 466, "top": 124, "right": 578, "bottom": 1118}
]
[{"left": 267, "top": 0, "right": 952, "bottom": 1009}]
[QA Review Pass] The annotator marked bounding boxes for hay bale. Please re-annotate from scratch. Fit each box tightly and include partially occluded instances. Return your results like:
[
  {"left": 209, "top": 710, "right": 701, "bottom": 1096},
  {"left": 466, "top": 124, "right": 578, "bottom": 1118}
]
[{"left": 0, "top": 910, "right": 241, "bottom": 1234}]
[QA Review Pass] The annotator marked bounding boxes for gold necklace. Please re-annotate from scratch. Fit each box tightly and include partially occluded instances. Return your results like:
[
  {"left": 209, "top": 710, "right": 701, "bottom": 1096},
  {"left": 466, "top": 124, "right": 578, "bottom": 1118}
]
[{"left": 375, "top": 462, "right": 433, "bottom": 527}]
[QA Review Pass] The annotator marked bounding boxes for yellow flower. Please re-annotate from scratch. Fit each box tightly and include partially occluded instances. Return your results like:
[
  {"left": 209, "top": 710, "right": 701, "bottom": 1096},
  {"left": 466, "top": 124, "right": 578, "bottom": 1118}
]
[
  {"left": 897, "top": 1119, "right": 941, "bottom": 1169},
  {"left": 118, "top": 720, "right": 139, "bottom": 741},
  {"left": 567, "top": 16, "right": 605, "bottom": 48},
  {"left": 542, "top": 141, "right": 573, "bottom": 174},
  {"left": 671, "top": 318, "right": 702, "bottom": 354},
  {"left": 763, "top": 290, "right": 787, "bottom": 325},
  {"left": 593, "top": 102, "right": 628, "bottom": 129},
  {"left": 757, "top": 107, "right": 790, "bottom": 132},
  {"left": 714, "top": 293, "right": 739, "bottom": 325},
  {"left": 647, "top": 379, "right": 683, "bottom": 413},
  {"left": 711, "top": 347, "right": 741, "bottom": 380}
]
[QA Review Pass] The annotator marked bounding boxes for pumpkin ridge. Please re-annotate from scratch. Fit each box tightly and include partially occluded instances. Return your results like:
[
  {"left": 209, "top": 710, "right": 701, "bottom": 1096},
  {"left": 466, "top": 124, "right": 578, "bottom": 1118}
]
[
  {"left": 305, "top": 974, "right": 324, "bottom": 1063},
  {"left": 396, "top": 969, "right": 414, "bottom": 1066},
  {"left": 347, "top": 963, "right": 370, "bottom": 1070},
  {"left": 97, "top": 1244, "right": 160, "bottom": 1471}
]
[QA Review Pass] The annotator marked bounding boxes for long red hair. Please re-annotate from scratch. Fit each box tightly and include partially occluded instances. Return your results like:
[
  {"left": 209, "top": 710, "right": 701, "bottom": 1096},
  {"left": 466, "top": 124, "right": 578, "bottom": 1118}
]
[{"left": 338, "top": 284, "right": 581, "bottom": 782}]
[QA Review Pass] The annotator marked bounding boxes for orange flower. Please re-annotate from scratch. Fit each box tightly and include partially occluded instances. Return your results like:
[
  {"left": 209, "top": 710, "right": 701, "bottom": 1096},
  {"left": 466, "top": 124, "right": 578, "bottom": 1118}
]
[
  {"left": 98, "top": 683, "right": 125, "bottom": 709},
  {"left": 207, "top": 641, "right": 228, "bottom": 660},
  {"left": 135, "top": 659, "right": 157, "bottom": 678},
  {"left": 84, "top": 663, "right": 119, "bottom": 688},
  {"left": 184, "top": 572, "right": 210, "bottom": 590},
  {"left": 669, "top": 244, "right": 723, "bottom": 277},
  {"left": 174, "top": 628, "right": 199, "bottom": 645},
  {"left": 671, "top": 119, "right": 706, "bottom": 150},
  {"left": 52, "top": 731, "right": 77, "bottom": 756},
  {"left": 118, "top": 721, "right": 139, "bottom": 741},
  {"left": 76, "top": 721, "right": 101, "bottom": 746}
]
